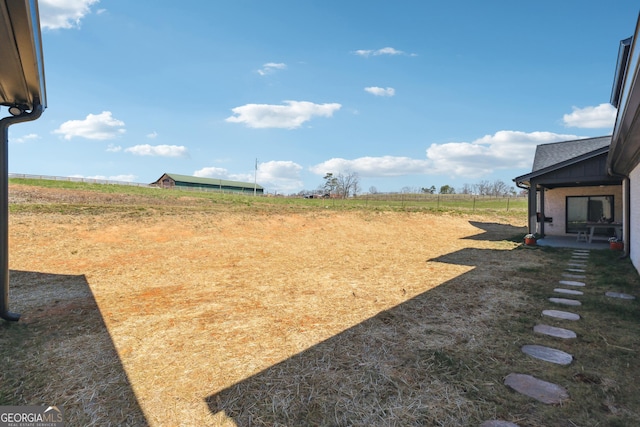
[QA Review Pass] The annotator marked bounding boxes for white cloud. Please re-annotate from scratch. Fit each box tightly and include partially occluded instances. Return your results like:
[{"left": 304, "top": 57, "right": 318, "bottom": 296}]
[
  {"left": 310, "top": 156, "right": 430, "bottom": 177},
  {"left": 39, "top": 0, "right": 100, "bottom": 30},
  {"left": 257, "top": 62, "right": 287, "bottom": 76},
  {"left": 562, "top": 103, "right": 617, "bottom": 129},
  {"left": 310, "top": 130, "right": 581, "bottom": 180},
  {"left": 194, "top": 166, "right": 229, "bottom": 178},
  {"left": 364, "top": 86, "right": 395, "bottom": 97},
  {"left": 146, "top": 131, "right": 158, "bottom": 139},
  {"left": 256, "top": 160, "right": 303, "bottom": 193},
  {"left": 53, "top": 111, "right": 125, "bottom": 140},
  {"left": 425, "top": 130, "right": 581, "bottom": 178},
  {"left": 106, "top": 144, "right": 122, "bottom": 152},
  {"left": 195, "top": 160, "right": 304, "bottom": 194},
  {"left": 226, "top": 100, "right": 341, "bottom": 129},
  {"left": 124, "top": 144, "right": 188, "bottom": 157},
  {"left": 11, "top": 133, "right": 40, "bottom": 144},
  {"left": 353, "top": 47, "right": 414, "bottom": 57}
]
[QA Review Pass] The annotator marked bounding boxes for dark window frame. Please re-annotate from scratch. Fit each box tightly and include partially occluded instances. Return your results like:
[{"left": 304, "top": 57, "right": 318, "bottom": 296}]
[{"left": 565, "top": 195, "right": 615, "bottom": 234}]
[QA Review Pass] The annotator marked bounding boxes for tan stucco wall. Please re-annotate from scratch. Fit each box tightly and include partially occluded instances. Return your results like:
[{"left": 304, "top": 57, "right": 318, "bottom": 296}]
[{"left": 539, "top": 185, "right": 623, "bottom": 236}]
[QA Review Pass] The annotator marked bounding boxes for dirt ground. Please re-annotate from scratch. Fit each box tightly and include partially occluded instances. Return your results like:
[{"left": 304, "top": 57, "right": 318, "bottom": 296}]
[{"left": 3, "top": 184, "right": 530, "bottom": 426}]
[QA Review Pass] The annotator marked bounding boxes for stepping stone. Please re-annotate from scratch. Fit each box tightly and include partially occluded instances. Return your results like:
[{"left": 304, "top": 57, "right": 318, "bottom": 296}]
[
  {"left": 567, "top": 262, "right": 586, "bottom": 267},
  {"left": 522, "top": 344, "right": 573, "bottom": 365},
  {"left": 559, "top": 280, "right": 585, "bottom": 287},
  {"left": 542, "top": 309, "right": 580, "bottom": 320},
  {"left": 566, "top": 268, "right": 586, "bottom": 273},
  {"left": 554, "top": 288, "right": 583, "bottom": 296},
  {"left": 605, "top": 292, "right": 636, "bottom": 300},
  {"left": 534, "top": 324, "right": 577, "bottom": 339},
  {"left": 563, "top": 273, "right": 586, "bottom": 279},
  {"left": 480, "top": 422, "right": 520, "bottom": 427},
  {"left": 504, "top": 373, "right": 569, "bottom": 404},
  {"left": 549, "top": 297, "right": 581, "bottom": 306}
]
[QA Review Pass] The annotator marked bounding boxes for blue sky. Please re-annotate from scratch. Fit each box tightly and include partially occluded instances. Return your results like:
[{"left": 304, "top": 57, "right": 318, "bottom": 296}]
[{"left": 8, "top": 1, "right": 639, "bottom": 194}]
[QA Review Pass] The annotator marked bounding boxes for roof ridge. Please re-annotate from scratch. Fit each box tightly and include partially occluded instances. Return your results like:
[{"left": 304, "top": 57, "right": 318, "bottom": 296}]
[{"left": 535, "top": 135, "right": 611, "bottom": 148}]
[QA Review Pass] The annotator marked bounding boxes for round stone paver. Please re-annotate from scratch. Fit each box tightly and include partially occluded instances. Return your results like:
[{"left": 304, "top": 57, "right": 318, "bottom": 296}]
[
  {"left": 480, "top": 421, "right": 520, "bottom": 427},
  {"left": 605, "top": 291, "right": 636, "bottom": 300},
  {"left": 549, "top": 297, "right": 582, "bottom": 306},
  {"left": 522, "top": 344, "right": 573, "bottom": 365},
  {"left": 554, "top": 288, "right": 584, "bottom": 296},
  {"left": 566, "top": 268, "right": 586, "bottom": 273},
  {"left": 562, "top": 273, "right": 586, "bottom": 279},
  {"left": 542, "top": 309, "right": 580, "bottom": 320},
  {"left": 559, "top": 280, "right": 585, "bottom": 287},
  {"left": 567, "top": 262, "right": 586, "bottom": 267},
  {"left": 534, "top": 324, "right": 577, "bottom": 339},
  {"left": 504, "top": 373, "right": 569, "bottom": 404}
]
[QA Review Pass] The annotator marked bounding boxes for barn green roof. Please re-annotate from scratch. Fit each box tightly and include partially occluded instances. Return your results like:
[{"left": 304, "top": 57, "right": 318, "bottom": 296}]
[{"left": 159, "top": 173, "right": 264, "bottom": 190}]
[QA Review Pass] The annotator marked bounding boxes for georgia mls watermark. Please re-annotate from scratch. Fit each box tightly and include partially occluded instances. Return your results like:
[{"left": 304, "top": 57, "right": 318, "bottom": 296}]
[{"left": 0, "top": 406, "right": 63, "bottom": 427}]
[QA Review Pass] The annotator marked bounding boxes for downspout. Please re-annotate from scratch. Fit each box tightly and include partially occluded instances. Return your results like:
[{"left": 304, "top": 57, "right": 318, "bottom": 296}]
[
  {"left": 608, "top": 166, "right": 630, "bottom": 259},
  {"left": 0, "top": 102, "right": 44, "bottom": 321}
]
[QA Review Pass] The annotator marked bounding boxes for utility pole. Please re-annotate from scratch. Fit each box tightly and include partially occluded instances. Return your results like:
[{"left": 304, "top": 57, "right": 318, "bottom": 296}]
[{"left": 254, "top": 158, "right": 258, "bottom": 196}]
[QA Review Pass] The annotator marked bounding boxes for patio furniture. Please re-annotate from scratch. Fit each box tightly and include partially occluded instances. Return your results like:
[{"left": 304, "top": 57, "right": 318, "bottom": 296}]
[
  {"left": 576, "top": 230, "right": 588, "bottom": 242},
  {"left": 586, "top": 222, "right": 623, "bottom": 244}
]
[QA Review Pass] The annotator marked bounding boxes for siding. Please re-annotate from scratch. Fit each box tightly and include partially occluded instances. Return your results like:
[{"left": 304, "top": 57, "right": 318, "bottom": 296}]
[
  {"left": 630, "top": 165, "right": 640, "bottom": 273},
  {"left": 541, "top": 185, "right": 623, "bottom": 236}
]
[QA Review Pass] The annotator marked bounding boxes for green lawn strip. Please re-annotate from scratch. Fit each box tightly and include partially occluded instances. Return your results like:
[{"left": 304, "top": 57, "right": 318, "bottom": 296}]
[{"left": 477, "top": 247, "right": 640, "bottom": 425}]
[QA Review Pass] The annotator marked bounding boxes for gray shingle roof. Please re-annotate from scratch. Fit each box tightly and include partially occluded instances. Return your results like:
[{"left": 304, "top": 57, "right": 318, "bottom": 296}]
[{"left": 532, "top": 136, "right": 611, "bottom": 171}]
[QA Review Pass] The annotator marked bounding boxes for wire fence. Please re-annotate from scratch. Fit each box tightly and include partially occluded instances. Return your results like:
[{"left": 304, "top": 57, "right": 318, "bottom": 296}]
[{"left": 9, "top": 173, "right": 152, "bottom": 187}]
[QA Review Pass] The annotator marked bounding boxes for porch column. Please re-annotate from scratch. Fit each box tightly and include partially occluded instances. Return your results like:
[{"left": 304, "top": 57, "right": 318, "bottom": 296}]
[
  {"left": 528, "top": 182, "right": 538, "bottom": 234},
  {"left": 539, "top": 187, "right": 545, "bottom": 237}
]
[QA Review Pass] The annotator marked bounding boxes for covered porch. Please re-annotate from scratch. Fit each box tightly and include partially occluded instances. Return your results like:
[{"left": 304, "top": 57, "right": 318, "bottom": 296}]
[{"left": 514, "top": 137, "right": 624, "bottom": 240}]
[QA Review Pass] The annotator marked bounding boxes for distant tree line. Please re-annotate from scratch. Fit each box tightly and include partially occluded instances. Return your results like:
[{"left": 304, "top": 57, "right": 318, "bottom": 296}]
[
  {"left": 296, "top": 177, "right": 520, "bottom": 198},
  {"left": 404, "top": 179, "right": 517, "bottom": 196}
]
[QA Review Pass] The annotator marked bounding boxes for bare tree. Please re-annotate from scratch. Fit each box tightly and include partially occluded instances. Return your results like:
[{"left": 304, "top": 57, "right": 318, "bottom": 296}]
[{"left": 335, "top": 172, "right": 360, "bottom": 198}]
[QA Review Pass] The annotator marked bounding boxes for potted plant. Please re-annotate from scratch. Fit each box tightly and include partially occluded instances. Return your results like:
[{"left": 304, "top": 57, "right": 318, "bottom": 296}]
[
  {"left": 609, "top": 236, "right": 624, "bottom": 251},
  {"left": 524, "top": 233, "right": 537, "bottom": 246}
]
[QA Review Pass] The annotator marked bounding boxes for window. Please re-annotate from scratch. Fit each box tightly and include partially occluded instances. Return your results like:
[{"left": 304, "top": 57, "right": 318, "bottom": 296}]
[{"left": 566, "top": 195, "right": 614, "bottom": 234}]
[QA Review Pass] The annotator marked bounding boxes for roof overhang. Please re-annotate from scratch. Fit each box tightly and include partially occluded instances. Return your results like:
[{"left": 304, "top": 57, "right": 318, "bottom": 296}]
[
  {"left": 514, "top": 146, "right": 617, "bottom": 189},
  {"left": 0, "top": 0, "right": 46, "bottom": 113},
  {"left": 609, "top": 13, "right": 640, "bottom": 176}
]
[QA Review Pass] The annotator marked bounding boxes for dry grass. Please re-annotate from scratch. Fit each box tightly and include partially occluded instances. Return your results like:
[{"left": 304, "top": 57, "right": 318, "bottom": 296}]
[{"left": 2, "top": 183, "right": 640, "bottom": 426}]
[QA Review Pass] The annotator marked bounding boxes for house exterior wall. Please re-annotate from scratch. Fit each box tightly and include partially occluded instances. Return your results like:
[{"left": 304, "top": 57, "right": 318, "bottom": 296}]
[
  {"left": 630, "top": 165, "right": 640, "bottom": 273},
  {"left": 540, "top": 185, "right": 623, "bottom": 236}
]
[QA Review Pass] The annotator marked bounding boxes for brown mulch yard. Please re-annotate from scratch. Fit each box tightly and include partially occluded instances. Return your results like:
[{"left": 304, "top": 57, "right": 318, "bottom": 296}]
[{"left": 3, "top": 184, "right": 640, "bottom": 426}]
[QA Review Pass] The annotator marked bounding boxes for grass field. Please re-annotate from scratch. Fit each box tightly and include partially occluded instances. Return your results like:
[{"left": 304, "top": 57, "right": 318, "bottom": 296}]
[{"left": 1, "top": 180, "right": 639, "bottom": 426}]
